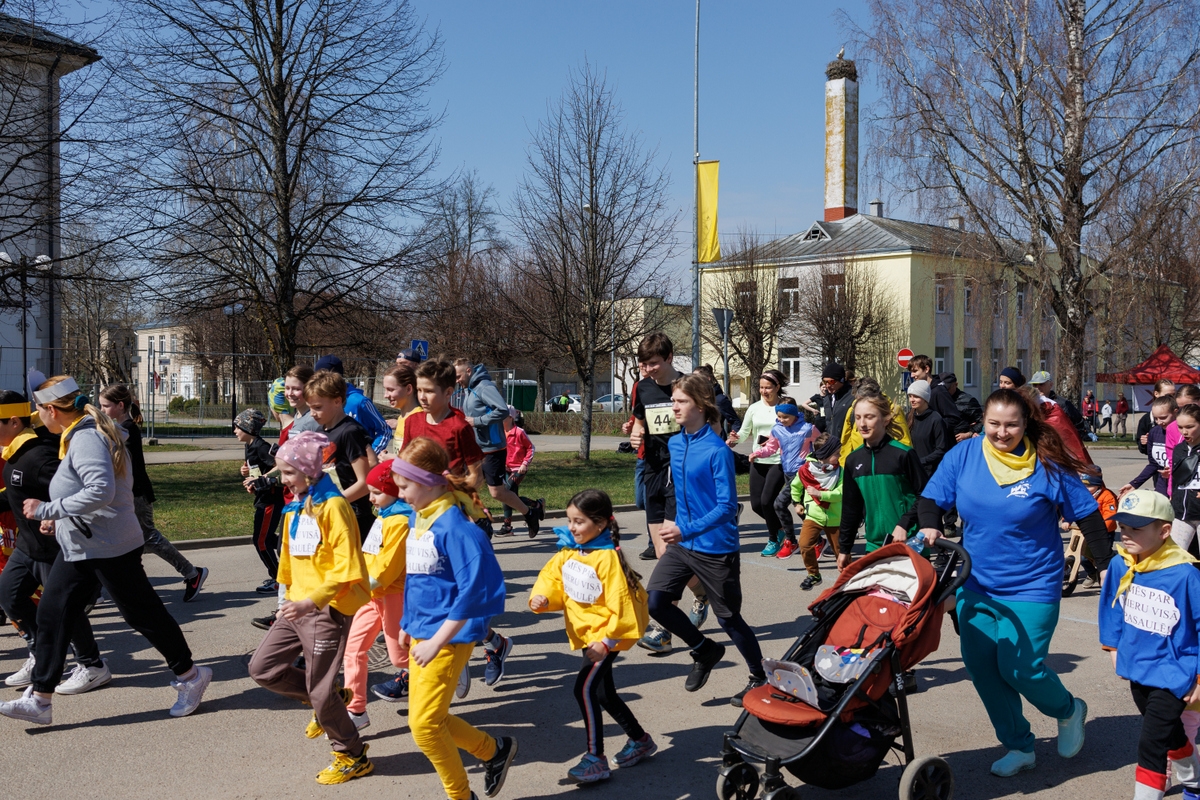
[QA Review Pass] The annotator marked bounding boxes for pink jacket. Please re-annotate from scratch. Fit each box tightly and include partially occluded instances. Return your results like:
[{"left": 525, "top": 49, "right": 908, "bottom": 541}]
[{"left": 505, "top": 426, "right": 535, "bottom": 472}]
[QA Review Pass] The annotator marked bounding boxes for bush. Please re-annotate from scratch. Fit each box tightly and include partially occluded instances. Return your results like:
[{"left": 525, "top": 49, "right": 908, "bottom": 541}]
[
  {"left": 167, "top": 396, "right": 201, "bottom": 414},
  {"left": 522, "top": 411, "right": 629, "bottom": 437}
]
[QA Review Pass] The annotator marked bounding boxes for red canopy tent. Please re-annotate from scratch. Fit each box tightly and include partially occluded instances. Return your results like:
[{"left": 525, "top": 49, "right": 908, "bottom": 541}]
[{"left": 1096, "top": 344, "right": 1200, "bottom": 385}]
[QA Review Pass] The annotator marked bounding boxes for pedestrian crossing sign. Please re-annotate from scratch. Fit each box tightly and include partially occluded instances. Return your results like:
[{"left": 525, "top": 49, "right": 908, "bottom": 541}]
[{"left": 410, "top": 339, "right": 429, "bottom": 361}]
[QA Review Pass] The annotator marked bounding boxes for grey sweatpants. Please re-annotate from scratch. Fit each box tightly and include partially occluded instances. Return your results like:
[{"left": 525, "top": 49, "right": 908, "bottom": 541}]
[{"left": 134, "top": 497, "right": 196, "bottom": 580}]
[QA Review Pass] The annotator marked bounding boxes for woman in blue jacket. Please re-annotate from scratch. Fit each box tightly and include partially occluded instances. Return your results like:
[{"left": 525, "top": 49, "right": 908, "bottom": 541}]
[{"left": 647, "top": 374, "right": 767, "bottom": 708}]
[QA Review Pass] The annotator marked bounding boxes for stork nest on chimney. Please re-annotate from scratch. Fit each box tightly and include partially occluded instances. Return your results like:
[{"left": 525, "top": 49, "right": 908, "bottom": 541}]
[{"left": 825, "top": 58, "right": 857, "bottom": 82}]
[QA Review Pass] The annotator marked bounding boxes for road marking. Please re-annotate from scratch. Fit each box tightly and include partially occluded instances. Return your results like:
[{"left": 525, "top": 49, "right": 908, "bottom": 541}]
[{"left": 1061, "top": 615, "right": 1098, "bottom": 626}]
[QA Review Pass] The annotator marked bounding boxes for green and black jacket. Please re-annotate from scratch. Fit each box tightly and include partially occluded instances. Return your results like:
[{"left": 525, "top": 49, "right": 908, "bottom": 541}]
[{"left": 838, "top": 435, "right": 927, "bottom": 554}]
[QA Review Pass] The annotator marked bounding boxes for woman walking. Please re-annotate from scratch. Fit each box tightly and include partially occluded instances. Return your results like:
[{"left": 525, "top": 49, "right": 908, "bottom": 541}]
[
  {"left": 0, "top": 376, "right": 211, "bottom": 725},
  {"left": 728, "top": 370, "right": 788, "bottom": 555},
  {"left": 909, "top": 388, "right": 1110, "bottom": 777}
]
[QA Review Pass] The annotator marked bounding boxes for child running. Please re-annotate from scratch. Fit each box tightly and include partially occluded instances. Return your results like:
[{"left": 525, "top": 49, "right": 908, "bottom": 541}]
[
  {"left": 343, "top": 460, "right": 412, "bottom": 724},
  {"left": 498, "top": 406, "right": 535, "bottom": 538},
  {"left": 530, "top": 489, "right": 655, "bottom": 783},
  {"left": 1120, "top": 395, "right": 1176, "bottom": 498},
  {"left": 393, "top": 437, "right": 515, "bottom": 800},
  {"left": 247, "top": 430, "right": 374, "bottom": 785},
  {"left": 1099, "top": 489, "right": 1200, "bottom": 800},
  {"left": 790, "top": 433, "right": 843, "bottom": 590},
  {"left": 235, "top": 408, "right": 285, "bottom": 595},
  {"left": 748, "top": 395, "right": 814, "bottom": 559},
  {"left": 1169, "top": 403, "right": 1200, "bottom": 551}
]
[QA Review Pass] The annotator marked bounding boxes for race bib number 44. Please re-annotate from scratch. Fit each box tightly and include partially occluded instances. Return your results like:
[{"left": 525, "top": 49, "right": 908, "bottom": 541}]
[
  {"left": 562, "top": 558, "right": 604, "bottom": 605},
  {"left": 291, "top": 515, "right": 322, "bottom": 557},
  {"left": 1122, "top": 583, "right": 1180, "bottom": 636},
  {"left": 407, "top": 533, "right": 441, "bottom": 575},
  {"left": 362, "top": 518, "right": 384, "bottom": 555},
  {"left": 645, "top": 403, "right": 679, "bottom": 436}
]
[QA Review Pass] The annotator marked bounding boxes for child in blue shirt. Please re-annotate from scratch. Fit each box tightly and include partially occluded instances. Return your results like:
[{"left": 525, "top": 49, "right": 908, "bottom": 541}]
[
  {"left": 1099, "top": 489, "right": 1200, "bottom": 800},
  {"left": 748, "top": 396, "right": 815, "bottom": 559}
]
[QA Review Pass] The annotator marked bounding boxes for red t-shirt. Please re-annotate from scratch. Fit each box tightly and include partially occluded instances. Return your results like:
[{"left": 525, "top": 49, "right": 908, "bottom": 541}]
[{"left": 403, "top": 408, "right": 484, "bottom": 475}]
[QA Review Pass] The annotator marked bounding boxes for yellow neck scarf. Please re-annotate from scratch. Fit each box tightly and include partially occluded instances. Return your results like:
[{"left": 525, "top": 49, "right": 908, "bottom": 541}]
[
  {"left": 981, "top": 436, "right": 1037, "bottom": 486},
  {"left": 1112, "top": 540, "right": 1197, "bottom": 606},
  {"left": 413, "top": 490, "right": 486, "bottom": 537},
  {"left": 1, "top": 428, "right": 37, "bottom": 462},
  {"left": 58, "top": 415, "right": 85, "bottom": 460}
]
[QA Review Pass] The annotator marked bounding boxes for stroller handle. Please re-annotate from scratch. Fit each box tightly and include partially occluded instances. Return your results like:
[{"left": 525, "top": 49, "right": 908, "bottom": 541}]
[{"left": 932, "top": 537, "right": 972, "bottom": 606}]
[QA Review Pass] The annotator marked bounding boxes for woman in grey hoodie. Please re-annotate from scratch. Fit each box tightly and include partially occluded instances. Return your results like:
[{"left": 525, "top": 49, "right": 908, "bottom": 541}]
[{"left": 0, "top": 375, "right": 212, "bottom": 726}]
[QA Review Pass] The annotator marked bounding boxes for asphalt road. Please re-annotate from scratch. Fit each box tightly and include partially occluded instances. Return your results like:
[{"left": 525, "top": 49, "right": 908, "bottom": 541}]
[{"left": 0, "top": 446, "right": 1156, "bottom": 799}]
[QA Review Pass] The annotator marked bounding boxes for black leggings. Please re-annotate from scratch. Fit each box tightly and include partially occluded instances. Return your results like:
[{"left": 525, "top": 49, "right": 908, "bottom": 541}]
[
  {"left": 1131, "top": 681, "right": 1189, "bottom": 778},
  {"left": 252, "top": 502, "right": 282, "bottom": 579},
  {"left": 31, "top": 545, "right": 194, "bottom": 693},
  {"left": 0, "top": 549, "right": 102, "bottom": 667},
  {"left": 648, "top": 590, "right": 766, "bottom": 680},
  {"left": 573, "top": 651, "right": 645, "bottom": 757},
  {"left": 749, "top": 462, "right": 785, "bottom": 538}
]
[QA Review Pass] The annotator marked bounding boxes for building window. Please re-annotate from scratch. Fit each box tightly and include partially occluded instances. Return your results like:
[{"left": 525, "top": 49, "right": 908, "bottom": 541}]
[
  {"left": 148, "top": 337, "right": 154, "bottom": 357},
  {"left": 992, "top": 349, "right": 1002, "bottom": 384},
  {"left": 780, "top": 348, "right": 801, "bottom": 386},
  {"left": 735, "top": 281, "right": 757, "bottom": 311},
  {"left": 1040, "top": 350, "right": 1050, "bottom": 372},
  {"left": 1016, "top": 285, "right": 1026, "bottom": 317},
  {"left": 963, "top": 349, "right": 976, "bottom": 386},
  {"left": 170, "top": 374, "right": 178, "bottom": 396},
  {"left": 964, "top": 285, "right": 973, "bottom": 315},
  {"left": 934, "top": 346, "right": 948, "bottom": 376},
  {"left": 936, "top": 282, "right": 949, "bottom": 314},
  {"left": 1017, "top": 349, "right": 1027, "bottom": 375},
  {"left": 822, "top": 272, "right": 844, "bottom": 304},
  {"left": 778, "top": 277, "right": 800, "bottom": 316},
  {"left": 171, "top": 334, "right": 177, "bottom": 354}
]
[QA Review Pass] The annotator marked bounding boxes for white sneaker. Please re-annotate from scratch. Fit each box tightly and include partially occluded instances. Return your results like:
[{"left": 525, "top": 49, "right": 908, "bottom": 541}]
[
  {"left": 4, "top": 654, "right": 35, "bottom": 687},
  {"left": 456, "top": 662, "right": 471, "bottom": 699},
  {"left": 0, "top": 686, "right": 52, "bottom": 725},
  {"left": 169, "top": 665, "right": 212, "bottom": 717},
  {"left": 349, "top": 710, "right": 370, "bottom": 730},
  {"left": 55, "top": 660, "right": 112, "bottom": 695}
]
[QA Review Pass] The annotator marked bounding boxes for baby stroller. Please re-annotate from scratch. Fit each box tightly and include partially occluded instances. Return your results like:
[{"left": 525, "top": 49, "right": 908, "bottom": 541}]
[{"left": 716, "top": 539, "right": 970, "bottom": 800}]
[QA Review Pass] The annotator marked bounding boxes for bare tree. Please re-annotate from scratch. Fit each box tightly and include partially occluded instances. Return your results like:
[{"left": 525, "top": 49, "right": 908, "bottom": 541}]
[
  {"left": 701, "top": 231, "right": 789, "bottom": 403},
  {"left": 853, "top": 0, "right": 1200, "bottom": 401},
  {"left": 115, "top": 0, "right": 445, "bottom": 373},
  {"left": 509, "top": 64, "right": 677, "bottom": 459}
]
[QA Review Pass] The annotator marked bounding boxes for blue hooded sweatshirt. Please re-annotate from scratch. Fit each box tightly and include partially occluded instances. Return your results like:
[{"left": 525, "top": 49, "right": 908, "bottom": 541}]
[
  {"left": 345, "top": 384, "right": 391, "bottom": 454},
  {"left": 669, "top": 423, "right": 739, "bottom": 554},
  {"left": 460, "top": 363, "right": 510, "bottom": 453}
]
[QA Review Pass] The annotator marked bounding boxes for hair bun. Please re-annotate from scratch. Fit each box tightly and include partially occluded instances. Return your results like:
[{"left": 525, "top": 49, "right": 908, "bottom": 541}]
[{"left": 73, "top": 394, "right": 90, "bottom": 410}]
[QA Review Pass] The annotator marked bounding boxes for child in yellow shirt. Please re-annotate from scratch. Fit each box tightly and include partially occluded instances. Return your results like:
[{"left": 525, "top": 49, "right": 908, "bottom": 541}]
[
  {"left": 342, "top": 460, "right": 412, "bottom": 728},
  {"left": 530, "top": 489, "right": 655, "bottom": 784},
  {"left": 247, "top": 431, "right": 373, "bottom": 786}
]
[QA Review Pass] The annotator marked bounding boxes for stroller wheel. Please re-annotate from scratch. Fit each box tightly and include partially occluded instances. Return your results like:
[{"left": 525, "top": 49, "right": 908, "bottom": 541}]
[
  {"left": 899, "top": 755, "right": 953, "bottom": 800},
  {"left": 716, "top": 762, "right": 759, "bottom": 800}
]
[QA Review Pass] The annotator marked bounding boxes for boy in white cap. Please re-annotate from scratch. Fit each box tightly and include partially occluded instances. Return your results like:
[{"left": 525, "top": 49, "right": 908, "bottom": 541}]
[{"left": 1099, "top": 489, "right": 1200, "bottom": 800}]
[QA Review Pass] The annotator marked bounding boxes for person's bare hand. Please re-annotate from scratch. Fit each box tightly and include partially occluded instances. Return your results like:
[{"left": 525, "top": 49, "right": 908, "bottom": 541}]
[
  {"left": 39, "top": 520, "right": 54, "bottom": 535},
  {"left": 585, "top": 642, "right": 608, "bottom": 663},
  {"left": 659, "top": 519, "right": 683, "bottom": 545},
  {"left": 410, "top": 639, "right": 441, "bottom": 667},
  {"left": 837, "top": 553, "right": 852, "bottom": 572},
  {"left": 726, "top": 431, "right": 740, "bottom": 446},
  {"left": 278, "top": 599, "right": 316, "bottom": 621},
  {"left": 890, "top": 525, "right": 908, "bottom": 544},
  {"left": 1118, "top": 484, "right": 1134, "bottom": 498},
  {"left": 529, "top": 594, "right": 549, "bottom": 612},
  {"left": 240, "top": 462, "right": 250, "bottom": 477},
  {"left": 1141, "top": 433, "right": 1149, "bottom": 446},
  {"left": 22, "top": 498, "right": 41, "bottom": 519},
  {"left": 621, "top": 419, "right": 634, "bottom": 436},
  {"left": 955, "top": 432, "right": 974, "bottom": 442}
]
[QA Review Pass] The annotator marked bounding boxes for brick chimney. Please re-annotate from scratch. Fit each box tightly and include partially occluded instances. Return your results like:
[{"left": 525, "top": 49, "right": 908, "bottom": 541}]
[{"left": 824, "top": 55, "right": 858, "bottom": 222}]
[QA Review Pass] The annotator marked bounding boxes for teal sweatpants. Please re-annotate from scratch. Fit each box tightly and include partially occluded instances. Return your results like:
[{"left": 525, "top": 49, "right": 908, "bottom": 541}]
[{"left": 956, "top": 588, "right": 1076, "bottom": 753}]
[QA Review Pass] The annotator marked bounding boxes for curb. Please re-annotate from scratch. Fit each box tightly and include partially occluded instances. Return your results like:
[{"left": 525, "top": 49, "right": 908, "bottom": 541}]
[{"left": 170, "top": 494, "right": 755, "bottom": 551}]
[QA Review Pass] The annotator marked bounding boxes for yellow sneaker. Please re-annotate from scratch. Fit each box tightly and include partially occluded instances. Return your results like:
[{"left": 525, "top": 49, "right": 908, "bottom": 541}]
[
  {"left": 316, "top": 744, "right": 374, "bottom": 785},
  {"left": 303, "top": 687, "right": 354, "bottom": 739}
]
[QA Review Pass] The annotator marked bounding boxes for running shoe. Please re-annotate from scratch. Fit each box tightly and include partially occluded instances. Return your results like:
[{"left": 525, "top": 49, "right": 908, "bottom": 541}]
[
  {"left": 638, "top": 543, "right": 657, "bottom": 561},
  {"left": 306, "top": 687, "right": 353, "bottom": 738},
  {"left": 497, "top": 522, "right": 514, "bottom": 537},
  {"left": 637, "top": 625, "right": 672, "bottom": 654},
  {"left": 1183, "top": 788, "right": 1200, "bottom": 800},
  {"left": 348, "top": 710, "right": 370, "bottom": 730},
  {"left": 316, "top": 744, "right": 374, "bottom": 785},
  {"left": 685, "top": 639, "right": 725, "bottom": 692},
  {"left": 1057, "top": 697, "right": 1087, "bottom": 758},
  {"left": 0, "top": 686, "right": 51, "bottom": 725},
  {"left": 255, "top": 578, "right": 278, "bottom": 595},
  {"left": 990, "top": 749, "right": 1036, "bottom": 777},
  {"left": 760, "top": 540, "right": 781, "bottom": 557},
  {"left": 813, "top": 536, "right": 827, "bottom": 561},
  {"left": 251, "top": 613, "right": 276, "bottom": 630},
  {"left": 169, "top": 664, "right": 212, "bottom": 717},
  {"left": 688, "top": 596, "right": 710, "bottom": 629},
  {"left": 482, "top": 736, "right": 518, "bottom": 797},
  {"left": 776, "top": 539, "right": 798, "bottom": 559},
  {"left": 4, "top": 654, "right": 35, "bottom": 687},
  {"left": 523, "top": 497, "right": 545, "bottom": 538},
  {"left": 182, "top": 566, "right": 209, "bottom": 603},
  {"left": 613, "top": 734, "right": 657, "bottom": 768},
  {"left": 730, "top": 676, "right": 766, "bottom": 708},
  {"left": 484, "top": 634, "right": 514, "bottom": 687},
  {"left": 370, "top": 670, "right": 409, "bottom": 702},
  {"left": 456, "top": 662, "right": 472, "bottom": 699},
  {"left": 800, "top": 574, "right": 822, "bottom": 591},
  {"left": 55, "top": 659, "right": 112, "bottom": 695},
  {"left": 567, "top": 753, "right": 611, "bottom": 783}
]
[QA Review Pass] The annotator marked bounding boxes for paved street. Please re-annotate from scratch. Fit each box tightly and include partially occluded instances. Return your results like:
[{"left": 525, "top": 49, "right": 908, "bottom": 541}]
[{"left": 0, "top": 446, "right": 1154, "bottom": 798}]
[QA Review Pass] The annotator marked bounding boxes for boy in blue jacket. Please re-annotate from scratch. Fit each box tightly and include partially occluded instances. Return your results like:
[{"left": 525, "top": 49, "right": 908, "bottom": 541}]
[{"left": 1100, "top": 489, "right": 1200, "bottom": 800}]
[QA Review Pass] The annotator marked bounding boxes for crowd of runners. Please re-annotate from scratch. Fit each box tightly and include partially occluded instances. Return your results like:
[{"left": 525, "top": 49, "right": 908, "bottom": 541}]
[{"left": 2, "top": 335, "right": 1200, "bottom": 800}]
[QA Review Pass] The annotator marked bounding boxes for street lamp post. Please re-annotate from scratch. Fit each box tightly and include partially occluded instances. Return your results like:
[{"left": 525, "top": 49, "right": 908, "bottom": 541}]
[{"left": 223, "top": 303, "right": 244, "bottom": 429}]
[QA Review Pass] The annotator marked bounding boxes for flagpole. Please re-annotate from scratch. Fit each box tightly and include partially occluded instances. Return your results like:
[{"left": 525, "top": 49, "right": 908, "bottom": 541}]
[{"left": 691, "top": 0, "right": 701, "bottom": 370}]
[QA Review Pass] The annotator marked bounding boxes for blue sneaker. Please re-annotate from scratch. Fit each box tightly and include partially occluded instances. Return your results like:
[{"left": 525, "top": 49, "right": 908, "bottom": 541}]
[
  {"left": 567, "top": 753, "right": 611, "bottom": 783},
  {"left": 613, "top": 734, "right": 657, "bottom": 768},
  {"left": 637, "top": 625, "right": 673, "bottom": 654},
  {"left": 760, "top": 540, "right": 780, "bottom": 557},
  {"left": 370, "top": 670, "right": 408, "bottom": 703},
  {"left": 484, "top": 634, "right": 513, "bottom": 687},
  {"left": 1184, "top": 788, "right": 1200, "bottom": 800},
  {"left": 688, "top": 596, "right": 709, "bottom": 629}
]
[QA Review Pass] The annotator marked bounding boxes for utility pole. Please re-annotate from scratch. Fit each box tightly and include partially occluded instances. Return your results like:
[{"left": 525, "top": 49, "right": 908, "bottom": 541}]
[{"left": 691, "top": 0, "right": 701, "bottom": 370}]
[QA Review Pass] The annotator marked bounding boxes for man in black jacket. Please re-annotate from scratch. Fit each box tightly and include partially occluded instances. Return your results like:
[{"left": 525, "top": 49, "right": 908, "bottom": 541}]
[
  {"left": 909, "top": 355, "right": 964, "bottom": 435},
  {"left": 942, "top": 373, "right": 983, "bottom": 440},
  {"left": 0, "top": 391, "right": 109, "bottom": 693},
  {"left": 817, "top": 362, "right": 854, "bottom": 441}
]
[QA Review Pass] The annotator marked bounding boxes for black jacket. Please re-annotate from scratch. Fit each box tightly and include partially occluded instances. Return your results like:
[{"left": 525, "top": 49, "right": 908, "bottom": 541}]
[
  {"left": 1049, "top": 392, "right": 1087, "bottom": 439},
  {"left": 819, "top": 384, "right": 854, "bottom": 440},
  {"left": 245, "top": 436, "right": 284, "bottom": 508},
  {"left": 121, "top": 419, "right": 156, "bottom": 503},
  {"left": 713, "top": 384, "right": 741, "bottom": 438},
  {"left": 1172, "top": 441, "right": 1200, "bottom": 521},
  {"left": 929, "top": 382, "right": 964, "bottom": 434},
  {"left": 909, "top": 409, "right": 949, "bottom": 476},
  {"left": 950, "top": 389, "right": 983, "bottom": 434},
  {"left": 1137, "top": 412, "right": 1154, "bottom": 455},
  {"left": 1, "top": 432, "right": 63, "bottom": 562}
]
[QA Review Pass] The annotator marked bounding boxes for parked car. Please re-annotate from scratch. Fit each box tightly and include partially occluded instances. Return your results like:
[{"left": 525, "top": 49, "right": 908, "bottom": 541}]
[
  {"left": 592, "top": 394, "right": 626, "bottom": 412},
  {"left": 544, "top": 393, "right": 582, "bottom": 413}
]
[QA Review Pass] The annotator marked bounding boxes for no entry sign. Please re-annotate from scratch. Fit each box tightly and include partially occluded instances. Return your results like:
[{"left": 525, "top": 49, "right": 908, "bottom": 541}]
[{"left": 897, "top": 348, "right": 914, "bottom": 369}]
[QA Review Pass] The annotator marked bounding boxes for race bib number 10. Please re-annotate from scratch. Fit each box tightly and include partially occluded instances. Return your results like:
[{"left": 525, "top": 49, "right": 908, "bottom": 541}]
[{"left": 645, "top": 403, "right": 679, "bottom": 436}]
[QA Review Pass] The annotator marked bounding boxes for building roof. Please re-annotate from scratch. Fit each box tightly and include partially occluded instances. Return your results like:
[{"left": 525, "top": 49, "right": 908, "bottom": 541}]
[
  {"left": 710, "top": 213, "right": 1023, "bottom": 268},
  {"left": 0, "top": 13, "right": 101, "bottom": 65}
]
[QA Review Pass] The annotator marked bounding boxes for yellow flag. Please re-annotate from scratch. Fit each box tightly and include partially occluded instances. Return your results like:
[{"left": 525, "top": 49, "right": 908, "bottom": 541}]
[{"left": 697, "top": 160, "right": 720, "bottom": 263}]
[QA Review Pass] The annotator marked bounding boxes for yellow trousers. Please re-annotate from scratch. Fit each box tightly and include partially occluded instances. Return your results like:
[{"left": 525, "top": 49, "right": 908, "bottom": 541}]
[{"left": 409, "top": 641, "right": 497, "bottom": 800}]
